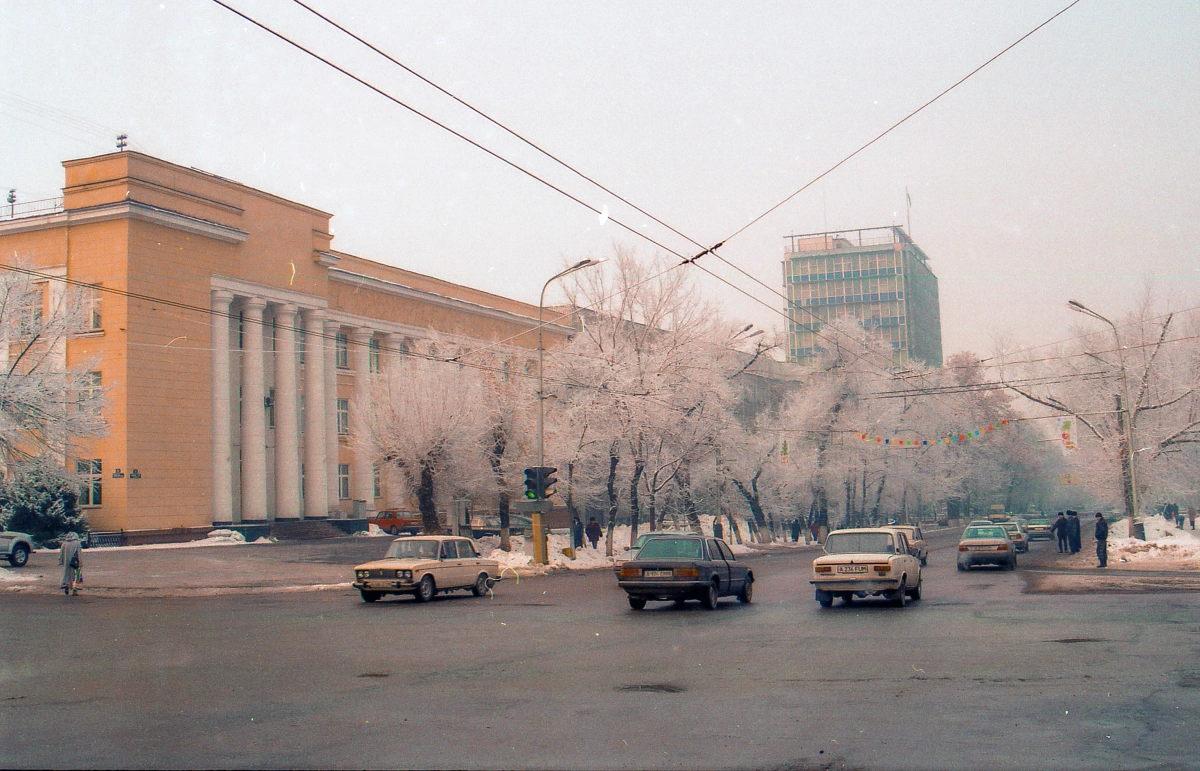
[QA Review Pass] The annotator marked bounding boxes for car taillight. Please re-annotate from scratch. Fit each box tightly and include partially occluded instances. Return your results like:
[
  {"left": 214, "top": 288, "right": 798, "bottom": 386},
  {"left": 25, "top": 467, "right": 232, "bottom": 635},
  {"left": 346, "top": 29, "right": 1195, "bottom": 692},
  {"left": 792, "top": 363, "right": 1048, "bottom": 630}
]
[
  {"left": 620, "top": 567, "right": 642, "bottom": 578},
  {"left": 874, "top": 565, "right": 890, "bottom": 572},
  {"left": 673, "top": 568, "right": 699, "bottom": 578},
  {"left": 958, "top": 545, "right": 968, "bottom": 551},
  {"left": 815, "top": 566, "right": 832, "bottom": 573}
]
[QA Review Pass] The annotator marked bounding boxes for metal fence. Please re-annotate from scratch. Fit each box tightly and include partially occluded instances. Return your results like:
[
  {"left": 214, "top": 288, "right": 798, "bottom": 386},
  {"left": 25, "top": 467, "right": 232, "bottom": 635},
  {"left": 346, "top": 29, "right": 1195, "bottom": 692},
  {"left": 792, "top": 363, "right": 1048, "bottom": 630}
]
[{"left": 0, "top": 197, "right": 64, "bottom": 221}]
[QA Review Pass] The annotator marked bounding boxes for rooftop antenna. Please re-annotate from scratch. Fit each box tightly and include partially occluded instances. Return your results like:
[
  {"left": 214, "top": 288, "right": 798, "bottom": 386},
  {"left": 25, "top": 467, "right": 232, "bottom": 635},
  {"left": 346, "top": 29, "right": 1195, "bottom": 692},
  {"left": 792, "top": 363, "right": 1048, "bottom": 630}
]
[{"left": 116, "top": 134, "right": 128, "bottom": 151}]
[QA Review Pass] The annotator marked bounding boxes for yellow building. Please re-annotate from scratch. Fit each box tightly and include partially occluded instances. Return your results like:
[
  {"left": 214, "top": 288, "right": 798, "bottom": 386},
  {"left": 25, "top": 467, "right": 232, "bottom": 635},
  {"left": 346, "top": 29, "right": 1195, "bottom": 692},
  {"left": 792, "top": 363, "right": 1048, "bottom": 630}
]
[{"left": 0, "top": 151, "right": 568, "bottom": 534}]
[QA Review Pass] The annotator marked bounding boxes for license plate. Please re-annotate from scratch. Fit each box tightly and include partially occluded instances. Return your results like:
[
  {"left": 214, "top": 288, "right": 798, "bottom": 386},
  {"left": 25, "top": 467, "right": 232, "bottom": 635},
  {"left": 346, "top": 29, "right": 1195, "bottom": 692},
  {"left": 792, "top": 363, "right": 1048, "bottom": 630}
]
[
  {"left": 968, "top": 546, "right": 988, "bottom": 550},
  {"left": 836, "top": 565, "right": 868, "bottom": 574},
  {"left": 644, "top": 570, "right": 673, "bottom": 578}
]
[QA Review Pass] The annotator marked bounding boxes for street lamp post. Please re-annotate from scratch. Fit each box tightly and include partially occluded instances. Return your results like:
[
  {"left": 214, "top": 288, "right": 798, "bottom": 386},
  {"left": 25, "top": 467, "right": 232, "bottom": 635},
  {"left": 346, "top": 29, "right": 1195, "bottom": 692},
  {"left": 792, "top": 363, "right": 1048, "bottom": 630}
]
[
  {"left": 537, "top": 258, "right": 603, "bottom": 470},
  {"left": 1067, "top": 300, "right": 1140, "bottom": 539}
]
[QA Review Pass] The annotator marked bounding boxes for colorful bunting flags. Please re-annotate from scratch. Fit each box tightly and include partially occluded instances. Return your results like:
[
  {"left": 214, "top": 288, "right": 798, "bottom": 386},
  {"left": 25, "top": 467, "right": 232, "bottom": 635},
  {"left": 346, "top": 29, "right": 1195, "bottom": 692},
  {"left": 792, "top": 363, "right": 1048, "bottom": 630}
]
[{"left": 857, "top": 419, "right": 1009, "bottom": 448}]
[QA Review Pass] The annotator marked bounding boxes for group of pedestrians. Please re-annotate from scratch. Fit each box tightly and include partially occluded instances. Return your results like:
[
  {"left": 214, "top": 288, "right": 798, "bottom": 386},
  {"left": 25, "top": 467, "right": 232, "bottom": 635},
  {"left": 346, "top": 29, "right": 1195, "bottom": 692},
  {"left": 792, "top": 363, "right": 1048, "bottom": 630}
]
[
  {"left": 1163, "top": 503, "right": 1197, "bottom": 530},
  {"left": 1050, "top": 510, "right": 1109, "bottom": 568}
]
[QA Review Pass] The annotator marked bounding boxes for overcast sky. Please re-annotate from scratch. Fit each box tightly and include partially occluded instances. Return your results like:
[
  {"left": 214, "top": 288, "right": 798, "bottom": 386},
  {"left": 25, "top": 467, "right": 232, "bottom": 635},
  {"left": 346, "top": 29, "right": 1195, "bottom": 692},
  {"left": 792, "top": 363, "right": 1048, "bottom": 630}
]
[{"left": 2, "top": 0, "right": 1197, "bottom": 358}]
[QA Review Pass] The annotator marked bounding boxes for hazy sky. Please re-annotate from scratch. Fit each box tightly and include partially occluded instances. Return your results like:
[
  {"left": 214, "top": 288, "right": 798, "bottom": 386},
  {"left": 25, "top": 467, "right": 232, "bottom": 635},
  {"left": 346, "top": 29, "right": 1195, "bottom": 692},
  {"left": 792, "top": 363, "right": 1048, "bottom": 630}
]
[{"left": 2, "top": 0, "right": 1197, "bottom": 358}]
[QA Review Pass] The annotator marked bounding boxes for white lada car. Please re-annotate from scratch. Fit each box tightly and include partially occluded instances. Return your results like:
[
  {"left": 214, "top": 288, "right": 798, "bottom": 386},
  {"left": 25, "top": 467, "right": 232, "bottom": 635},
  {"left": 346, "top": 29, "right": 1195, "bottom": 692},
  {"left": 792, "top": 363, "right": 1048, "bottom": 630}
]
[
  {"left": 811, "top": 528, "right": 923, "bottom": 608},
  {"left": 352, "top": 536, "right": 502, "bottom": 603}
]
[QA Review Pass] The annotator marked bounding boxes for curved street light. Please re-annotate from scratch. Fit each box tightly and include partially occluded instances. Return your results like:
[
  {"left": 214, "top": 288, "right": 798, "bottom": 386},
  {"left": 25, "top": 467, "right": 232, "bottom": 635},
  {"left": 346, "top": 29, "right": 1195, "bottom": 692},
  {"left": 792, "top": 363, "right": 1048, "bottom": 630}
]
[{"left": 1067, "top": 299, "right": 1140, "bottom": 539}]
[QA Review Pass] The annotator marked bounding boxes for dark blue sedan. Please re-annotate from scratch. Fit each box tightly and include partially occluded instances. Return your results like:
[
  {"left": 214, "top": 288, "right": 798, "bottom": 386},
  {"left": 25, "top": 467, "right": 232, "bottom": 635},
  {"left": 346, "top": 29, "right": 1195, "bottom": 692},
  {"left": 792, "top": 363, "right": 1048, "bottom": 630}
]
[{"left": 616, "top": 535, "right": 754, "bottom": 610}]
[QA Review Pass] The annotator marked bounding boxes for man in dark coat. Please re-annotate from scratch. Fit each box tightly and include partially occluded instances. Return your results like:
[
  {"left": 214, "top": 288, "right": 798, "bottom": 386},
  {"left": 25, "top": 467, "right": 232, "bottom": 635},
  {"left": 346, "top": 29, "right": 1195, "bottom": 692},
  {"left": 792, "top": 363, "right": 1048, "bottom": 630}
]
[
  {"left": 712, "top": 517, "right": 724, "bottom": 540},
  {"left": 1094, "top": 513, "right": 1109, "bottom": 568},
  {"left": 1051, "top": 512, "right": 1069, "bottom": 553},
  {"left": 791, "top": 518, "right": 802, "bottom": 543},
  {"left": 571, "top": 517, "right": 584, "bottom": 550},
  {"left": 1067, "top": 511, "right": 1082, "bottom": 554},
  {"left": 585, "top": 517, "right": 602, "bottom": 549}
]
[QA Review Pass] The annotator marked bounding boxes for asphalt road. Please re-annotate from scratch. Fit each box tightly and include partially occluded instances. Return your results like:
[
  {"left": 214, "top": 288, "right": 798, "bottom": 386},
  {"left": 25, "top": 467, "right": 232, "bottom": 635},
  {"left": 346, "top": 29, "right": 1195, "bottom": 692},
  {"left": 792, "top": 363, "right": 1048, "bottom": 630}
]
[{"left": 3, "top": 531, "right": 1199, "bottom": 770}]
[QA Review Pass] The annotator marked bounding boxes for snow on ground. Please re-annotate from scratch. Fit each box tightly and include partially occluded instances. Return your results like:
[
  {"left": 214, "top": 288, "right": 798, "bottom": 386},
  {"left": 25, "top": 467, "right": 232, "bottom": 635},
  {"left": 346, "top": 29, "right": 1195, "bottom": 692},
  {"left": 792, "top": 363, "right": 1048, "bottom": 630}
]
[
  {"left": 34, "top": 529, "right": 277, "bottom": 553},
  {"left": 1104, "top": 515, "right": 1200, "bottom": 569},
  {"left": 0, "top": 566, "right": 37, "bottom": 582},
  {"left": 354, "top": 524, "right": 390, "bottom": 537}
]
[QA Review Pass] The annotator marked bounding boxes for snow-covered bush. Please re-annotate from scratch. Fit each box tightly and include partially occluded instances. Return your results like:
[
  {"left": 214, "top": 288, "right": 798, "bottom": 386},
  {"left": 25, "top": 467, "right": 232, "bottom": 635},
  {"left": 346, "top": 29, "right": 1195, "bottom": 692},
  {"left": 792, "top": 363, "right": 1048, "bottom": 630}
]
[{"left": 0, "top": 458, "right": 86, "bottom": 543}]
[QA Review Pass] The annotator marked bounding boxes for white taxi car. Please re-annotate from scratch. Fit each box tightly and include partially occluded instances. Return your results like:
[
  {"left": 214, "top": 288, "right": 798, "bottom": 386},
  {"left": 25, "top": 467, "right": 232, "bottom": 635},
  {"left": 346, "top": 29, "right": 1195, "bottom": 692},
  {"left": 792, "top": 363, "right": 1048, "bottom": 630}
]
[
  {"left": 811, "top": 528, "right": 923, "bottom": 608},
  {"left": 352, "top": 536, "right": 502, "bottom": 603}
]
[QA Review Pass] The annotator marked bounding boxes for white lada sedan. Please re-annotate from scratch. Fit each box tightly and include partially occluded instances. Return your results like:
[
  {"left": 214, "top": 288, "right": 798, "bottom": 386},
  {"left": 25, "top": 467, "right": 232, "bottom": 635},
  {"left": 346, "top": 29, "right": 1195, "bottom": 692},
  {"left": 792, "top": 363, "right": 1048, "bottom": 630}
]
[
  {"left": 352, "top": 536, "right": 502, "bottom": 603},
  {"left": 811, "top": 528, "right": 923, "bottom": 608}
]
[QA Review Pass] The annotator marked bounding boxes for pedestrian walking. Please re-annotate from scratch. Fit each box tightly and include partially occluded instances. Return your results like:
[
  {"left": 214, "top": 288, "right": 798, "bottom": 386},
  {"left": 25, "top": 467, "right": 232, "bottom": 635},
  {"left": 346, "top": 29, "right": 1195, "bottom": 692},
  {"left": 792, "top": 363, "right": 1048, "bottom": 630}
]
[
  {"left": 1095, "top": 513, "right": 1109, "bottom": 568},
  {"left": 1051, "top": 512, "right": 1069, "bottom": 553},
  {"left": 58, "top": 532, "right": 82, "bottom": 596},
  {"left": 790, "top": 518, "right": 802, "bottom": 543},
  {"left": 712, "top": 516, "right": 724, "bottom": 540},
  {"left": 1189, "top": 507, "right": 1196, "bottom": 531},
  {"left": 1177, "top": 509, "right": 1187, "bottom": 529},
  {"left": 571, "top": 517, "right": 584, "bottom": 550},
  {"left": 585, "top": 517, "right": 602, "bottom": 550},
  {"left": 1067, "top": 511, "right": 1082, "bottom": 554}
]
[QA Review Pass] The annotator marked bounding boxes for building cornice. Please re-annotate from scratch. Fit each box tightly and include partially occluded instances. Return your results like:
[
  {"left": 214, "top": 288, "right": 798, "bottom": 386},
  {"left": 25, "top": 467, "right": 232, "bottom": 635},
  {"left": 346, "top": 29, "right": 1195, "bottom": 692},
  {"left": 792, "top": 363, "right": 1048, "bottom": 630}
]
[
  {"left": 328, "top": 267, "right": 574, "bottom": 336},
  {"left": 210, "top": 276, "right": 328, "bottom": 311},
  {"left": 0, "top": 200, "right": 249, "bottom": 243}
]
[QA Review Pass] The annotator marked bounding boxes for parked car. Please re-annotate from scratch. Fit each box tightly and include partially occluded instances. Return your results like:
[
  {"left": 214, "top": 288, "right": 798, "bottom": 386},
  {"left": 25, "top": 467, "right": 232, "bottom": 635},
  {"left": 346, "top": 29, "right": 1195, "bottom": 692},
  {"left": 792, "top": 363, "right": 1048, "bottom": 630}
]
[
  {"left": 469, "top": 513, "right": 533, "bottom": 537},
  {"left": 616, "top": 535, "right": 753, "bottom": 610},
  {"left": 998, "top": 521, "right": 1029, "bottom": 553},
  {"left": 957, "top": 525, "right": 1016, "bottom": 571},
  {"left": 889, "top": 525, "right": 928, "bottom": 565},
  {"left": 351, "top": 536, "right": 502, "bottom": 603},
  {"left": 1024, "top": 517, "right": 1053, "bottom": 541},
  {"left": 811, "top": 528, "right": 923, "bottom": 608},
  {"left": 372, "top": 510, "right": 423, "bottom": 536},
  {"left": 0, "top": 531, "right": 33, "bottom": 567}
]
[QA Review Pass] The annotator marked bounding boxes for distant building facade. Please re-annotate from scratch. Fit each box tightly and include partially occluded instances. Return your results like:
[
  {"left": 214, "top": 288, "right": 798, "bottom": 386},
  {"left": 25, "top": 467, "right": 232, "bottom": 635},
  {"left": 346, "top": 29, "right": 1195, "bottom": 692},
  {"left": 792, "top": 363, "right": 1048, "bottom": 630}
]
[
  {"left": 783, "top": 226, "right": 943, "bottom": 367},
  {"left": 0, "top": 151, "right": 570, "bottom": 534}
]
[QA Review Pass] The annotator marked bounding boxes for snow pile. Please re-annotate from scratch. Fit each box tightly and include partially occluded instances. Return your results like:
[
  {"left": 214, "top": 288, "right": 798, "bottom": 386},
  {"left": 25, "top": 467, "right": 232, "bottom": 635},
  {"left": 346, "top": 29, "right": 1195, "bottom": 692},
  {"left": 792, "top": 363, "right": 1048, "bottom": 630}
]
[
  {"left": 1107, "top": 515, "right": 1200, "bottom": 569},
  {"left": 78, "top": 529, "right": 269, "bottom": 552},
  {"left": 354, "top": 524, "right": 389, "bottom": 537},
  {"left": 0, "top": 566, "right": 37, "bottom": 582}
]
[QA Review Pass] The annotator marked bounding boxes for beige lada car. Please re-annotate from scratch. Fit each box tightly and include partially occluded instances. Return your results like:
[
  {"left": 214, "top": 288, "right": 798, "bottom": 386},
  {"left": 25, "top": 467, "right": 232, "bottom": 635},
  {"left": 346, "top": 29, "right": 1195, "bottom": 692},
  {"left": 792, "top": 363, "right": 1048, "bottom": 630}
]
[
  {"left": 811, "top": 528, "right": 923, "bottom": 608},
  {"left": 890, "top": 525, "right": 929, "bottom": 565},
  {"left": 352, "top": 536, "right": 502, "bottom": 603}
]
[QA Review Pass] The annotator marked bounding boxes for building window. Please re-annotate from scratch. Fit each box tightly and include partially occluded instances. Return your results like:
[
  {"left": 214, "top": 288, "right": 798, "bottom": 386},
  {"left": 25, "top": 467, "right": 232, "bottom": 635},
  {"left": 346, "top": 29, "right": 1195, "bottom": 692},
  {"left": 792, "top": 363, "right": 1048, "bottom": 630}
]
[
  {"left": 238, "top": 312, "right": 244, "bottom": 349},
  {"left": 238, "top": 385, "right": 242, "bottom": 426},
  {"left": 83, "top": 286, "right": 102, "bottom": 330},
  {"left": 78, "top": 371, "right": 102, "bottom": 414},
  {"left": 297, "top": 322, "right": 306, "bottom": 365},
  {"left": 337, "top": 398, "right": 349, "bottom": 435},
  {"left": 18, "top": 287, "right": 43, "bottom": 337},
  {"left": 372, "top": 466, "right": 380, "bottom": 499},
  {"left": 338, "top": 464, "right": 350, "bottom": 500},
  {"left": 299, "top": 394, "right": 305, "bottom": 433},
  {"left": 301, "top": 464, "right": 305, "bottom": 500},
  {"left": 267, "top": 388, "right": 275, "bottom": 428},
  {"left": 369, "top": 337, "right": 380, "bottom": 373},
  {"left": 77, "top": 459, "right": 102, "bottom": 507},
  {"left": 270, "top": 317, "right": 277, "bottom": 352},
  {"left": 336, "top": 333, "right": 349, "bottom": 369}
]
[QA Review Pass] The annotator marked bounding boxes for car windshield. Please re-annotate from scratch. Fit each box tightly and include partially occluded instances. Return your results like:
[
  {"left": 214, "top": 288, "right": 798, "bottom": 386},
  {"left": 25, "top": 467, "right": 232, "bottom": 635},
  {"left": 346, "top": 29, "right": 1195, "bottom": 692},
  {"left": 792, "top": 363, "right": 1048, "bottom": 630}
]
[
  {"left": 824, "top": 532, "right": 895, "bottom": 554},
  {"left": 384, "top": 540, "right": 441, "bottom": 560},
  {"left": 633, "top": 534, "right": 658, "bottom": 549},
  {"left": 1028, "top": 518, "right": 1049, "bottom": 525},
  {"left": 964, "top": 527, "right": 1007, "bottom": 540},
  {"left": 999, "top": 523, "right": 1020, "bottom": 533},
  {"left": 636, "top": 538, "right": 703, "bottom": 560}
]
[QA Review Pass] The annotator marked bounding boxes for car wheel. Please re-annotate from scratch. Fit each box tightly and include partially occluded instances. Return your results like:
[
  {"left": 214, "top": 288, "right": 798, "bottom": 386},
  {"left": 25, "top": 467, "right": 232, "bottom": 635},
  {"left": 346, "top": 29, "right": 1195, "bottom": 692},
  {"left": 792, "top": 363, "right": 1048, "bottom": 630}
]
[
  {"left": 920, "top": 556, "right": 928, "bottom": 566},
  {"left": 737, "top": 575, "right": 754, "bottom": 604},
  {"left": 359, "top": 590, "right": 380, "bottom": 603},
  {"left": 388, "top": 526, "right": 400, "bottom": 536},
  {"left": 1009, "top": 556, "right": 1017, "bottom": 571},
  {"left": 628, "top": 596, "right": 647, "bottom": 610},
  {"left": 414, "top": 574, "right": 436, "bottom": 602},
  {"left": 816, "top": 589, "right": 833, "bottom": 608},
  {"left": 9, "top": 544, "right": 29, "bottom": 567},
  {"left": 893, "top": 578, "right": 907, "bottom": 608},
  {"left": 957, "top": 562, "right": 967, "bottom": 572},
  {"left": 701, "top": 581, "right": 719, "bottom": 610},
  {"left": 471, "top": 573, "right": 490, "bottom": 597},
  {"left": 908, "top": 575, "right": 922, "bottom": 601}
]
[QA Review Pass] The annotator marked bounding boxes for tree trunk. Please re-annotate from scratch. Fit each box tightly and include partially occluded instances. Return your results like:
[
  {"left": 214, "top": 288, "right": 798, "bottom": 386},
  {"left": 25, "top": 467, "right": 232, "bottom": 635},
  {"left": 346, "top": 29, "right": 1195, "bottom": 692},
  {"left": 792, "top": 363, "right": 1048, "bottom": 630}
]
[
  {"left": 646, "top": 477, "right": 657, "bottom": 533},
  {"left": 566, "top": 460, "right": 581, "bottom": 545},
  {"left": 629, "top": 458, "right": 644, "bottom": 546},
  {"left": 605, "top": 448, "right": 619, "bottom": 557},
  {"left": 725, "top": 508, "right": 744, "bottom": 544},
  {"left": 731, "top": 478, "right": 767, "bottom": 531},
  {"left": 677, "top": 462, "right": 702, "bottom": 534},
  {"left": 488, "top": 426, "right": 511, "bottom": 551},
  {"left": 417, "top": 461, "right": 441, "bottom": 534}
]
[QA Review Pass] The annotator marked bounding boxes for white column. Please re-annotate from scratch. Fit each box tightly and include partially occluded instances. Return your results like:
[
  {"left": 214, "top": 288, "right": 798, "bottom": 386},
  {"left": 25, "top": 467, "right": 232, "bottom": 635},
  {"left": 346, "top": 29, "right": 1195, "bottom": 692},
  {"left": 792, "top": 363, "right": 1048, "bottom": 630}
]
[
  {"left": 273, "top": 303, "right": 301, "bottom": 520},
  {"left": 240, "top": 297, "right": 268, "bottom": 522},
  {"left": 211, "top": 290, "right": 234, "bottom": 523},
  {"left": 383, "top": 332, "right": 403, "bottom": 374},
  {"left": 350, "top": 327, "right": 374, "bottom": 508},
  {"left": 302, "top": 308, "right": 328, "bottom": 519},
  {"left": 325, "top": 321, "right": 340, "bottom": 517}
]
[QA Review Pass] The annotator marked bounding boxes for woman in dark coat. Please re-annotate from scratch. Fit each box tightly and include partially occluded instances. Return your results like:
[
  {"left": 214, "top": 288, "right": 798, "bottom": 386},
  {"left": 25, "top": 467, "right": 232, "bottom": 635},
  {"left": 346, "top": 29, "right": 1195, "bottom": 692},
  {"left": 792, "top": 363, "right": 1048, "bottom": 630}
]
[
  {"left": 59, "top": 532, "right": 82, "bottom": 596},
  {"left": 585, "top": 518, "right": 602, "bottom": 549}
]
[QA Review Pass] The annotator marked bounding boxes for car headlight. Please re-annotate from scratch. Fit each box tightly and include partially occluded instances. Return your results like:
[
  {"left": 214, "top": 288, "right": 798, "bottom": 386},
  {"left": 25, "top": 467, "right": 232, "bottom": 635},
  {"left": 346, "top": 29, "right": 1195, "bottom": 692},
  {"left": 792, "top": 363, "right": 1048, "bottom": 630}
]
[{"left": 401, "top": 570, "right": 412, "bottom": 579}]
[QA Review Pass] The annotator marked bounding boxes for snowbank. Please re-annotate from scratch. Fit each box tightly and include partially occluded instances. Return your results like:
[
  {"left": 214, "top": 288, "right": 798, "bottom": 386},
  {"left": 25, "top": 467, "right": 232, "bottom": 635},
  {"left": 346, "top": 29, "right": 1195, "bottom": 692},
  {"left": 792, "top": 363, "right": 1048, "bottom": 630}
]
[
  {"left": 354, "top": 523, "right": 390, "bottom": 537},
  {"left": 0, "top": 566, "right": 37, "bottom": 582},
  {"left": 1105, "top": 515, "right": 1200, "bottom": 569},
  {"left": 65, "top": 529, "right": 275, "bottom": 553}
]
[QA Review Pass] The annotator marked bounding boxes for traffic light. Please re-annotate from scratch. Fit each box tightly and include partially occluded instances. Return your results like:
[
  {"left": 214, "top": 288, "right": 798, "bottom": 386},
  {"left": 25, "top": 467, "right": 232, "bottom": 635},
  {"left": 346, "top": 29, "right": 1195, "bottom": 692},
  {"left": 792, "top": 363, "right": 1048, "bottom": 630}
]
[{"left": 522, "top": 467, "right": 559, "bottom": 500}]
